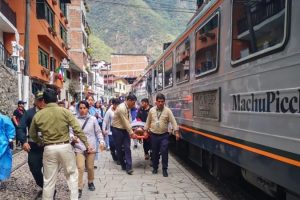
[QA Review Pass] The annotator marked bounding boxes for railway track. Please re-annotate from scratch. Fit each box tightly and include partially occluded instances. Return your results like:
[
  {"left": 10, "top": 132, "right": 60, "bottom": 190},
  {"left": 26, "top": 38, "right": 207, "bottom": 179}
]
[{"left": 11, "top": 150, "right": 27, "bottom": 173}]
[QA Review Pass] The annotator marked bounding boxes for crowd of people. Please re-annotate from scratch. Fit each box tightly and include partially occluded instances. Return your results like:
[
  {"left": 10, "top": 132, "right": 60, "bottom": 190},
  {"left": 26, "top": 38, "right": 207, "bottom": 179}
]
[{"left": 0, "top": 89, "right": 180, "bottom": 200}]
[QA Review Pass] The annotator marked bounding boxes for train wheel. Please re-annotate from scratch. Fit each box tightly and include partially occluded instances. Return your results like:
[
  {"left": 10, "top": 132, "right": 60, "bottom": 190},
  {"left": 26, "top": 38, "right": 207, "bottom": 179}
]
[{"left": 207, "top": 153, "right": 221, "bottom": 179}]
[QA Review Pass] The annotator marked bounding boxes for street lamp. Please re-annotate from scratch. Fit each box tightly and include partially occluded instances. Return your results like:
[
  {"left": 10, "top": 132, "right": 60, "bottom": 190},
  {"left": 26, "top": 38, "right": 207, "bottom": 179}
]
[{"left": 11, "top": 41, "right": 24, "bottom": 101}]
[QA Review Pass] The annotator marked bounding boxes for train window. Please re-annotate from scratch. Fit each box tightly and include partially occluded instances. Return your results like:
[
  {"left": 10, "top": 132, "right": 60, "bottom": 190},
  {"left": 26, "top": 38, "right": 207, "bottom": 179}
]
[
  {"left": 153, "top": 67, "right": 157, "bottom": 92},
  {"left": 146, "top": 69, "right": 152, "bottom": 94},
  {"left": 164, "top": 53, "right": 173, "bottom": 88},
  {"left": 176, "top": 38, "right": 190, "bottom": 83},
  {"left": 195, "top": 12, "right": 219, "bottom": 77},
  {"left": 231, "top": 0, "right": 289, "bottom": 65},
  {"left": 157, "top": 63, "right": 163, "bottom": 90}
]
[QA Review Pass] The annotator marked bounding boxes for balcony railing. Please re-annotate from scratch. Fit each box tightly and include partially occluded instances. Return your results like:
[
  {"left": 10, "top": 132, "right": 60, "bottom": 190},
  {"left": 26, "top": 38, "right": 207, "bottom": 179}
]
[
  {"left": 237, "top": 0, "right": 285, "bottom": 35},
  {"left": 0, "top": 42, "right": 17, "bottom": 71},
  {"left": 0, "top": 0, "right": 16, "bottom": 27}
]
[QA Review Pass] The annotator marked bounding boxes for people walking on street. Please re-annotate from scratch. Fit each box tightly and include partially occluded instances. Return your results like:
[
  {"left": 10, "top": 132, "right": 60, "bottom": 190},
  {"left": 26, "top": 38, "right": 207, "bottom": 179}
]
[
  {"left": 144, "top": 93, "right": 180, "bottom": 177},
  {"left": 69, "top": 100, "right": 77, "bottom": 115},
  {"left": 102, "top": 98, "right": 120, "bottom": 161},
  {"left": 0, "top": 112, "right": 15, "bottom": 182},
  {"left": 95, "top": 101, "right": 106, "bottom": 149},
  {"left": 136, "top": 98, "right": 152, "bottom": 160},
  {"left": 12, "top": 100, "right": 26, "bottom": 149},
  {"left": 70, "top": 100, "right": 105, "bottom": 198},
  {"left": 86, "top": 95, "right": 100, "bottom": 167},
  {"left": 111, "top": 94, "right": 138, "bottom": 175},
  {"left": 17, "top": 91, "right": 45, "bottom": 195},
  {"left": 29, "top": 88, "right": 92, "bottom": 200}
]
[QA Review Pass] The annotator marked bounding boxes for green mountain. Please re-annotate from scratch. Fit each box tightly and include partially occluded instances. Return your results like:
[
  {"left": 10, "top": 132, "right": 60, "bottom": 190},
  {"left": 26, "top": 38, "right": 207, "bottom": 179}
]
[{"left": 87, "top": 0, "right": 195, "bottom": 62}]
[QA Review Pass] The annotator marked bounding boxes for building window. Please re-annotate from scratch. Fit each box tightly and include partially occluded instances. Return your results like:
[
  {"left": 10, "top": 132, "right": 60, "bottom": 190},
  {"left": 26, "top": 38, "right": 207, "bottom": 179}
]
[
  {"left": 176, "top": 38, "right": 190, "bottom": 83},
  {"left": 60, "top": 23, "right": 67, "bottom": 43},
  {"left": 119, "top": 83, "right": 121, "bottom": 90},
  {"left": 36, "top": 0, "right": 55, "bottom": 29},
  {"left": 123, "top": 85, "right": 125, "bottom": 90},
  {"left": 164, "top": 53, "right": 173, "bottom": 88},
  {"left": 147, "top": 70, "right": 152, "bottom": 94},
  {"left": 59, "top": 0, "right": 67, "bottom": 17},
  {"left": 231, "top": 0, "right": 288, "bottom": 64},
  {"left": 157, "top": 63, "right": 163, "bottom": 91},
  {"left": 66, "top": 70, "right": 71, "bottom": 79},
  {"left": 50, "top": 57, "right": 56, "bottom": 71},
  {"left": 195, "top": 12, "right": 219, "bottom": 76},
  {"left": 39, "top": 48, "right": 49, "bottom": 68},
  {"left": 115, "top": 82, "right": 117, "bottom": 88}
]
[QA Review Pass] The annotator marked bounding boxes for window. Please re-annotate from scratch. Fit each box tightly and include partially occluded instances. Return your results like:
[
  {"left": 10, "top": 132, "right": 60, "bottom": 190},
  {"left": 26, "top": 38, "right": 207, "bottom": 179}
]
[
  {"left": 157, "top": 63, "right": 163, "bottom": 90},
  {"left": 50, "top": 57, "right": 56, "bottom": 71},
  {"left": 154, "top": 68, "right": 157, "bottom": 92},
  {"left": 119, "top": 83, "right": 121, "bottom": 90},
  {"left": 59, "top": 0, "right": 67, "bottom": 17},
  {"left": 146, "top": 70, "right": 152, "bottom": 94},
  {"left": 123, "top": 85, "right": 125, "bottom": 90},
  {"left": 195, "top": 13, "right": 219, "bottom": 76},
  {"left": 36, "top": 0, "right": 54, "bottom": 29},
  {"left": 176, "top": 38, "right": 190, "bottom": 83},
  {"left": 39, "top": 48, "right": 49, "bottom": 68},
  {"left": 232, "top": 0, "right": 288, "bottom": 64},
  {"left": 60, "top": 23, "right": 67, "bottom": 43},
  {"left": 66, "top": 70, "right": 71, "bottom": 79},
  {"left": 164, "top": 53, "right": 173, "bottom": 88},
  {"left": 115, "top": 82, "right": 117, "bottom": 88}
]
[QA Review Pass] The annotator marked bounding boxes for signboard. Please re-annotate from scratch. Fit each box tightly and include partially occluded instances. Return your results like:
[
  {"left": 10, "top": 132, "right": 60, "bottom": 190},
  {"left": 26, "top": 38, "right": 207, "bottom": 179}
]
[
  {"left": 193, "top": 89, "right": 220, "bottom": 120},
  {"left": 61, "top": 58, "right": 69, "bottom": 69}
]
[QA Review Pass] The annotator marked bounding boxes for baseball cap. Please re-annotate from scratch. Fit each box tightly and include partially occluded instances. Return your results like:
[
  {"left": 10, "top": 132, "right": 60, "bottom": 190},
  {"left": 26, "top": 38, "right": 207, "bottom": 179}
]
[
  {"left": 17, "top": 100, "right": 26, "bottom": 105},
  {"left": 34, "top": 91, "right": 44, "bottom": 100}
]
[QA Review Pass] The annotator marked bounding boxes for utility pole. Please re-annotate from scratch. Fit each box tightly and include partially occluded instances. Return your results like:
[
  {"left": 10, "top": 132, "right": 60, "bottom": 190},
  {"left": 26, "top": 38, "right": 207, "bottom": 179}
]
[{"left": 23, "top": 0, "right": 31, "bottom": 109}]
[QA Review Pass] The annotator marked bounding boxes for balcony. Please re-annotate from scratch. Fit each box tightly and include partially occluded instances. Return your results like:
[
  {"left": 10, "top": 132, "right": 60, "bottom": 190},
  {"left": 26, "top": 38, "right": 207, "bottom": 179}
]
[
  {"left": 0, "top": 0, "right": 16, "bottom": 27},
  {"left": 0, "top": 42, "right": 17, "bottom": 71}
]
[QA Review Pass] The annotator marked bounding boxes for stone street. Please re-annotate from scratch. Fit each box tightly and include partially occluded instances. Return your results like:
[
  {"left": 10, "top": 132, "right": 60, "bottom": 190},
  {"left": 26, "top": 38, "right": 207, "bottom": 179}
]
[{"left": 81, "top": 144, "right": 219, "bottom": 200}]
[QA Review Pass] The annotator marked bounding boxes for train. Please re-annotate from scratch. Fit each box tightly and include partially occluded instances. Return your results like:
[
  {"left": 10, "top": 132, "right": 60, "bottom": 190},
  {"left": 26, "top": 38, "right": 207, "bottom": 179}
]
[{"left": 131, "top": 0, "right": 300, "bottom": 199}]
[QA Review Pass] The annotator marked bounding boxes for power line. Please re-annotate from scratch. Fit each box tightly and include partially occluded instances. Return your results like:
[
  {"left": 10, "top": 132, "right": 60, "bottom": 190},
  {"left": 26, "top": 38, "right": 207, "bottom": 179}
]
[{"left": 93, "top": 0, "right": 196, "bottom": 13}]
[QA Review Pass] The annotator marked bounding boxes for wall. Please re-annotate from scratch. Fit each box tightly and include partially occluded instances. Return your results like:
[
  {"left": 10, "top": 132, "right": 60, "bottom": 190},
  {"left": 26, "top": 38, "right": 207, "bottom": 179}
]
[{"left": 0, "top": 63, "right": 18, "bottom": 115}]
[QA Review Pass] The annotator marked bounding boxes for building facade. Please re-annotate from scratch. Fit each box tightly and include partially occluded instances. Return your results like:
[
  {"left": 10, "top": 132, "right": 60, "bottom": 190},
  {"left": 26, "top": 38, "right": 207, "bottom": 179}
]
[
  {"left": 8, "top": 0, "right": 72, "bottom": 102},
  {"left": 110, "top": 54, "right": 149, "bottom": 84},
  {"left": 66, "top": 0, "right": 90, "bottom": 101}
]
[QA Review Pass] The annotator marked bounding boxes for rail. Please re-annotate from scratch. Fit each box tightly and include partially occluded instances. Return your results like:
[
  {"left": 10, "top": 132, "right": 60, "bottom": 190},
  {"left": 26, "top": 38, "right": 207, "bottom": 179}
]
[
  {"left": 0, "top": 0, "right": 16, "bottom": 27},
  {"left": 0, "top": 42, "right": 17, "bottom": 71}
]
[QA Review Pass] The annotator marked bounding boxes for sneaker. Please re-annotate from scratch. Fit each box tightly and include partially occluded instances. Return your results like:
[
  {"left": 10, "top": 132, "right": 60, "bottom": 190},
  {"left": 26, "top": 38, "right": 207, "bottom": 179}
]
[
  {"left": 152, "top": 169, "right": 158, "bottom": 174},
  {"left": 53, "top": 189, "right": 57, "bottom": 200},
  {"left": 163, "top": 169, "right": 168, "bottom": 177},
  {"left": 37, "top": 190, "right": 42, "bottom": 197},
  {"left": 144, "top": 154, "right": 150, "bottom": 160},
  {"left": 78, "top": 189, "right": 82, "bottom": 198},
  {"left": 126, "top": 169, "right": 133, "bottom": 175},
  {"left": 88, "top": 182, "right": 95, "bottom": 191}
]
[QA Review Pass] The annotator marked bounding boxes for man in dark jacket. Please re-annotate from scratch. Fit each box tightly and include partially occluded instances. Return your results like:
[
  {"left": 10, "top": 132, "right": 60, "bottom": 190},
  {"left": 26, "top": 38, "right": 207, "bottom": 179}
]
[
  {"left": 18, "top": 91, "right": 45, "bottom": 193},
  {"left": 136, "top": 98, "right": 152, "bottom": 160}
]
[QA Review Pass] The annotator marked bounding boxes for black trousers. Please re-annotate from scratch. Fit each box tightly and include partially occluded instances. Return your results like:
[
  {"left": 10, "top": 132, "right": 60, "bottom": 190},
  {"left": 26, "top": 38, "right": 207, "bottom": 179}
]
[
  {"left": 28, "top": 143, "right": 44, "bottom": 188},
  {"left": 151, "top": 133, "right": 169, "bottom": 170}
]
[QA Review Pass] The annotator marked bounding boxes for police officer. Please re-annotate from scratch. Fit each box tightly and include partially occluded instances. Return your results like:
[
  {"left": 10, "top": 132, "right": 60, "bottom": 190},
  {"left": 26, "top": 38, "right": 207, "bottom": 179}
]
[
  {"left": 111, "top": 94, "right": 137, "bottom": 175},
  {"left": 144, "top": 93, "right": 180, "bottom": 177}
]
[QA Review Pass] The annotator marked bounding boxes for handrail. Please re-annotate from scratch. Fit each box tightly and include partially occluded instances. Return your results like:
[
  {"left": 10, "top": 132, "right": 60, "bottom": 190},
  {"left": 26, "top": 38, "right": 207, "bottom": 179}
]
[{"left": 0, "top": 42, "right": 17, "bottom": 71}]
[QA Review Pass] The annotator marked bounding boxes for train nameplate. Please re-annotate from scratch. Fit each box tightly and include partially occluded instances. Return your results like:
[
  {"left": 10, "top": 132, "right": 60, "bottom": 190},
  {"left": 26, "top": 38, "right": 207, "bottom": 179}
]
[{"left": 193, "top": 89, "right": 220, "bottom": 120}]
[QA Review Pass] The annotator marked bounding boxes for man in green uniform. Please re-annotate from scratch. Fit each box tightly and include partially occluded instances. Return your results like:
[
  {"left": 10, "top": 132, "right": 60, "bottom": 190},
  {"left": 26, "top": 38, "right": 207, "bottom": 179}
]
[{"left": 29, "top": 88, "right": 92, "bottom": 200}]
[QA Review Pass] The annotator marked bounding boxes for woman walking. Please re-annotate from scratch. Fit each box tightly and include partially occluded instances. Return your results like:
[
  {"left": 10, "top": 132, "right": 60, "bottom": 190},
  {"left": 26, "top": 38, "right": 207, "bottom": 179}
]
[{"left": 70, "top": 100, "right": 105, "bottom": 198}]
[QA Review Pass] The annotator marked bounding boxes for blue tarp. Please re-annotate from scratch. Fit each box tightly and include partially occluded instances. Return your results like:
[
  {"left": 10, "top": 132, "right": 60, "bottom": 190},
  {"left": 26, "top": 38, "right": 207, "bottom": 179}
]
[{"left": 0, "top": 113, "right": 15, "bottom": 181}]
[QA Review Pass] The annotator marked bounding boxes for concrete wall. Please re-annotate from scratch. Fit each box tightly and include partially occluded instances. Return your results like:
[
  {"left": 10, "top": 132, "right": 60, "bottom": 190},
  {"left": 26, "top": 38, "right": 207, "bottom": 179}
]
[{"left": 0, "top": 63, "right": 18, "bottom": 116}]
